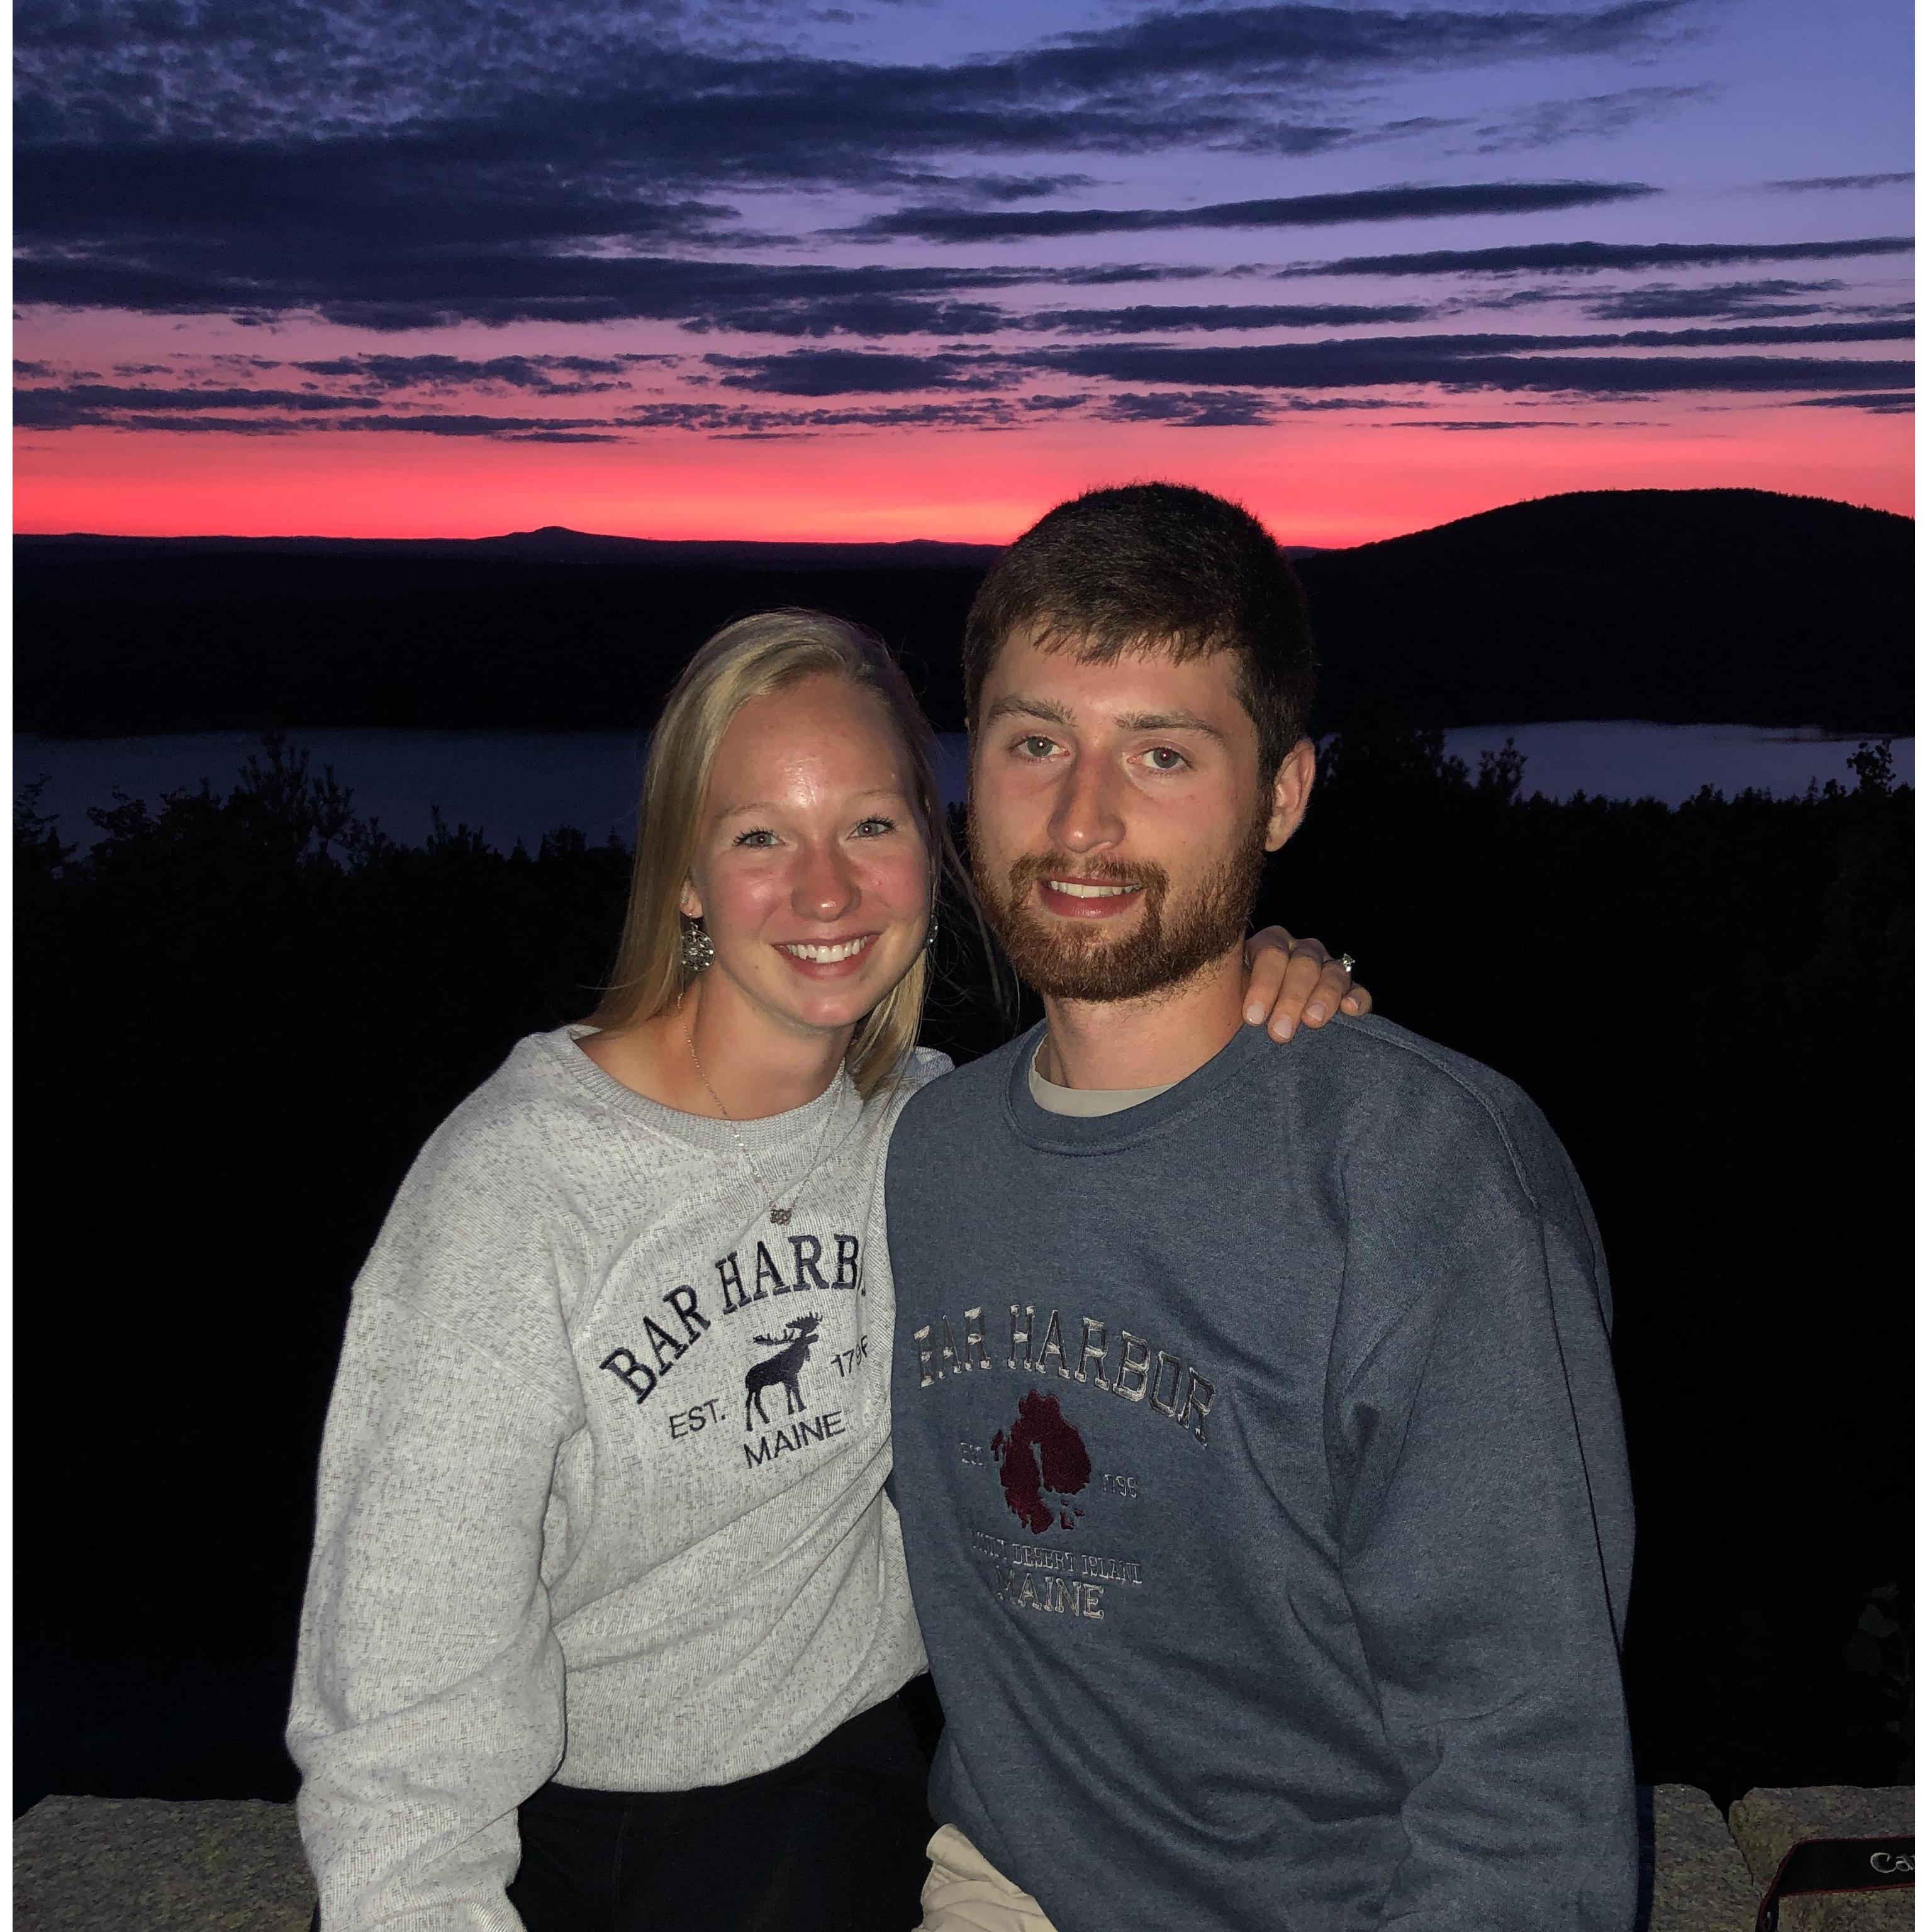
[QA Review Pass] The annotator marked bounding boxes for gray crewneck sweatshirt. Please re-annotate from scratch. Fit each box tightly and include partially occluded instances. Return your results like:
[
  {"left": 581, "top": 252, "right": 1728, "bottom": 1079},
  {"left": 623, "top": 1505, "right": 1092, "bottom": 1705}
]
[
  {"left": 887, "top": 1013, "right": 1636, "bottom": 1932},
  {"left": 289, "top": 1026, "right": 947, "bottom": 1932}
]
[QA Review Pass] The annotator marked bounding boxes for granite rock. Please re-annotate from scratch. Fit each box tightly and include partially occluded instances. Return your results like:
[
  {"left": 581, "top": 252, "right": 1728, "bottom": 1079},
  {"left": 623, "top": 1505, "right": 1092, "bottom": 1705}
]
[
  {"left": 1729, "top": 1785, "right": 1914, "bottom": 1932},
  {"left": 1639, "top": 1783, "right": 1763, "bottom": 1931},
  {"left": 8, "top": 1787, "right": 1915, "bottom": 1932},
  {"left": 14, "top": 1795, "right": 315, "bottom": 1932}
]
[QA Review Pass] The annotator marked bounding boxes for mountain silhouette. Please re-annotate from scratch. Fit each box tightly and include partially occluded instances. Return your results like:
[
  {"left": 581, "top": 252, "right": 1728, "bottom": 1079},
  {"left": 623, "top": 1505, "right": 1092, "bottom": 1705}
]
[
  {"left": 18, "top": 524, "right": 1007, "bottom": 569},
  {"left": 1296, "top": 488, "right": 1909, "bottom": 734},
  {"left": 15, "top": 488, "right": 1909, "bottom": 736}
]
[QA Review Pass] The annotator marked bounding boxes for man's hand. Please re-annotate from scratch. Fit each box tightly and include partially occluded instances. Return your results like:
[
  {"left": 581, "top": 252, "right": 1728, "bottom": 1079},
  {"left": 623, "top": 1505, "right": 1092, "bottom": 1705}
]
[{"left": 1241, "top": 930, "right": 1370, "bottom": 1041}]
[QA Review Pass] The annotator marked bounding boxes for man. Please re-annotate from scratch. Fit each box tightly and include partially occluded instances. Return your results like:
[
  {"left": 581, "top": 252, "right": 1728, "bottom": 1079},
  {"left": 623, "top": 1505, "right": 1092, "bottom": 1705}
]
[{"left": 886, "top": 483, "right": 1636, "bottom": 1931}]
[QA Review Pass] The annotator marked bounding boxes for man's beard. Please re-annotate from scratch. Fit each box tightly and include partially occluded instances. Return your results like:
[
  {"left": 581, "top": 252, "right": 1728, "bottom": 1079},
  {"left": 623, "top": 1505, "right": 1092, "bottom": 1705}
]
[{"left": 968, "top": 800, "right": 1271, "bottom": 1004}]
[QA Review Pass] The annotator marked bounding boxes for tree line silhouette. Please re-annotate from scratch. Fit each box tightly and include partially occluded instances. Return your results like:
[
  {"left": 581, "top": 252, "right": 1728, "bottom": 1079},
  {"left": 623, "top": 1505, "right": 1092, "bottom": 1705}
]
[{"left": 14, "top": 729, "right": 1910, "bottom": 1812}]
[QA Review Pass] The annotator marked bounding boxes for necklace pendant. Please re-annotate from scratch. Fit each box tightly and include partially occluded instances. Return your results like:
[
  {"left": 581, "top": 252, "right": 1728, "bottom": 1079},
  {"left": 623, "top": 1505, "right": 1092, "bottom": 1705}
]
[{"left": 769, "top": 1206, "right": 793, "bottom": 1226}]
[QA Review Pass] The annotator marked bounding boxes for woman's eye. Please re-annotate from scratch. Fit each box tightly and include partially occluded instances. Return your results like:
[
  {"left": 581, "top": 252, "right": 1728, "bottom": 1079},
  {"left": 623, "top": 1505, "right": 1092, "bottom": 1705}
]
[
  {"left": 1142, "top": 746, "right": 1188, "bottom": 772},
  {"left": 732, "top": 829, "right": 779, "bottom": 848},
  {"left": 853, "top": 816, "right": 896, "bottom": 837}
]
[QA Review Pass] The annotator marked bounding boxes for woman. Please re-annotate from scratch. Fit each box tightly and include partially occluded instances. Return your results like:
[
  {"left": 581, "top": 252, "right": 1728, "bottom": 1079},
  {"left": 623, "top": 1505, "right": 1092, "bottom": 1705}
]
[{"left": 288, "top": 610, "right": 1364, "bottom": 1932}]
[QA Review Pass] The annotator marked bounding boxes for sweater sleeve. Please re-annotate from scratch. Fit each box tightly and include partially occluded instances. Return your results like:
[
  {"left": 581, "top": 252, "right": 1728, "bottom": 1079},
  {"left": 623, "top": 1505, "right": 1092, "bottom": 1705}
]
[
  {"left": 1329, "top": 1093, "right": 1636, "bottom": 1932},
  {"left": 288, "top": 1108, "right": 588, "bottom": 1932}
]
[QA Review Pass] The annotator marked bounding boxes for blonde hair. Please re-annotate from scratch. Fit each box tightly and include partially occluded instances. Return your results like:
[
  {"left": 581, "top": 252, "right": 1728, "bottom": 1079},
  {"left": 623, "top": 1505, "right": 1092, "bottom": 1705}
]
[{"left": 589, "top": 610, "right": 944, "bottom": 1099}]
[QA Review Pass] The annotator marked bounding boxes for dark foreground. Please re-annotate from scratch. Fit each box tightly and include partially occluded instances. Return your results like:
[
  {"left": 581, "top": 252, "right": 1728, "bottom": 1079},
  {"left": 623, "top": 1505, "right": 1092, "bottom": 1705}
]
[{"left": 13, "top": 731, "right": 1911, "bottom": 1812}]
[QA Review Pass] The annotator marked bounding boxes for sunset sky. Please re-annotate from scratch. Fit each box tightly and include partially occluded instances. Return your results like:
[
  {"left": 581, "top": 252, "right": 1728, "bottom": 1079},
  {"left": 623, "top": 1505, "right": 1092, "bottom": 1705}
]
[{"left": 13, "top": 0, "right": 1913, "bottom": 545}]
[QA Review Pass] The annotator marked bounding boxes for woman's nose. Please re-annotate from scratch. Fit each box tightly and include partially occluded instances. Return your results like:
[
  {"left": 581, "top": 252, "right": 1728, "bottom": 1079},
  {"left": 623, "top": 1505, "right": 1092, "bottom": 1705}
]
[{"left": 793, "top": 840, "right": 860, "bottom": 920}]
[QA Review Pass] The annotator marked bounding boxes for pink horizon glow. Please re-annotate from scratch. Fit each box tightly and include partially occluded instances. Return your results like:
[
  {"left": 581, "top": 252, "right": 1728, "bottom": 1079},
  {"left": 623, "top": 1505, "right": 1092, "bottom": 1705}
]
[{"left": 13, "top": 405, "right": 1911, "bottom": 545}]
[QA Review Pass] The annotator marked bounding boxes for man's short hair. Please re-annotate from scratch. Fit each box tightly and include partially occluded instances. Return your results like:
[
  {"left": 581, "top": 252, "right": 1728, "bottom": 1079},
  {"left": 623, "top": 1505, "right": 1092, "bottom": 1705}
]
[{"left": 961, "top": 482, "right": 1319, "bottom": 779}]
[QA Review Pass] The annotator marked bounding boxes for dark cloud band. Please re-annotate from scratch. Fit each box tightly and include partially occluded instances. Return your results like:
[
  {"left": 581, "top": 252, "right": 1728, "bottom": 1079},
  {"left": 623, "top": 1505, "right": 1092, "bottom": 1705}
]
[
  {"left": 1288, "top": 237, "right": 1915, "bottom": 277},
  {"left": 1768, "top": 172, "right": 1912, "bottom": 193},
  {"left": 1038, "top": 340, "right": 1912, "bottom": 395},
  {"left": 1025, "top": 302, "right": 1438, "bottom": 333},
  {"left": 844, "top": 179, "right": 1655, "bottom": 243}
]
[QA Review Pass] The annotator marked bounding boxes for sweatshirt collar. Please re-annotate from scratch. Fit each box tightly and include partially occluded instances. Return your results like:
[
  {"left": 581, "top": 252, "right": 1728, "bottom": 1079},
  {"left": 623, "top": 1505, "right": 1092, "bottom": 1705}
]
[
  {"left": 538, "top": 1024, "right": 859, "bottom": 1154},
  {"left": 1000, "top": 1015, "right": 1276, "bottom": 1155}
]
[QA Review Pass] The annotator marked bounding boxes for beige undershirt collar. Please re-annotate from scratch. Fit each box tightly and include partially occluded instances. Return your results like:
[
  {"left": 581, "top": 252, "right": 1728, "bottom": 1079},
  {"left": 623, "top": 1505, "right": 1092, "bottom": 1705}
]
[{"left": 1027, "top": 1041, "right": 1178, "bottom": 1117}]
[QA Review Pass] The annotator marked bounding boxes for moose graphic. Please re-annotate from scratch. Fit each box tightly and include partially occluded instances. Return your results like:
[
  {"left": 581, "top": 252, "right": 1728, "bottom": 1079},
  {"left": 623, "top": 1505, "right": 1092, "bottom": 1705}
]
[{"left": 744, "top": 1313, "right": 822, "bottom": 1429}]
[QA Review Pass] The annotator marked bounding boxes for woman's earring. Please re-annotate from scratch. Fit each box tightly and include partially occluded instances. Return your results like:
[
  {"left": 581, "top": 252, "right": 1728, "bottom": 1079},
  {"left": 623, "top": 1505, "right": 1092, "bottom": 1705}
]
[
  {"left": 925, "top": 914, "right": 939, "bottom": 951},
  {"left": 681, "top": 917, "right": 715, "bottom": 972}
]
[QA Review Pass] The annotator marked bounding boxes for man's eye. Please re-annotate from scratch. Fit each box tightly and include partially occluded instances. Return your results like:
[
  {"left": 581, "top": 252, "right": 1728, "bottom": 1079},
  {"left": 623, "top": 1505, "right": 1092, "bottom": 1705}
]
[
  {"left": 1142, "top": 746, "right": 1188, "bottom": 772},
  {"left": 1019, "top": 735, "right": 1058, "bottom": 759}
]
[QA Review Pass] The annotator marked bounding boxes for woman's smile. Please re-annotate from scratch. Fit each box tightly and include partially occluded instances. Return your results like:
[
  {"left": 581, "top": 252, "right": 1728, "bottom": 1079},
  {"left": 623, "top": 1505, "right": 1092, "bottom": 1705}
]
[{"left": 775, "top": 932, "right": 882, "bottom": 975}]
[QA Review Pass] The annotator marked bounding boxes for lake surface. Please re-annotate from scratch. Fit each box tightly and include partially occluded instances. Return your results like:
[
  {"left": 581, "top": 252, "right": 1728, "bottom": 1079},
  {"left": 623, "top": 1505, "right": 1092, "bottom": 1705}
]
[{"left": 14, "top": 722, "right": 1912, "bottom": 854}]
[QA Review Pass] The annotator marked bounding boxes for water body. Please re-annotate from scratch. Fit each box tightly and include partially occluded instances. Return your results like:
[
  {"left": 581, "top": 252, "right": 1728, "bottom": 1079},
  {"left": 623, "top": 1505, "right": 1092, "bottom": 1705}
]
[{"left": 14, "top": 722, "right": 1912, "bottom": 855}]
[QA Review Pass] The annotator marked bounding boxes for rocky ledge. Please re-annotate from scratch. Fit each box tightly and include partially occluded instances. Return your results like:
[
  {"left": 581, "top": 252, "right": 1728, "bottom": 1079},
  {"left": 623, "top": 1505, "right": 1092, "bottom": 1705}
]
[{"left": 13, "top": 1784, "right": 1914, "bottom": 1930}]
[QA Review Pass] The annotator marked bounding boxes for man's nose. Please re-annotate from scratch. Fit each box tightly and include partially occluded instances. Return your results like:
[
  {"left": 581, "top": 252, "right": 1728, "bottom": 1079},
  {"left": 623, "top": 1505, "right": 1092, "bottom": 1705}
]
[{"left": 1047, "top": 752, "right": 1126, "bottom": 856}]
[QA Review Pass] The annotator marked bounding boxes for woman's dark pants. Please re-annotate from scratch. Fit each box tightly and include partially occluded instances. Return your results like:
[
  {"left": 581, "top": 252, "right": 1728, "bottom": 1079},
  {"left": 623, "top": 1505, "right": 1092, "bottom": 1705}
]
[{"left": 506, "top": 1692, "right": 934, "bottom": 1932}]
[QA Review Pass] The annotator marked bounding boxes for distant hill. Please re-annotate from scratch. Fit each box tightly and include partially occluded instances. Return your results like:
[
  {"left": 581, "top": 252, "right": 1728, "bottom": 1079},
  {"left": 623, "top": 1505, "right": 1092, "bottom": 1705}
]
[
  {"left": 21, "top": 523, "right": 1326, "bottom": 569},
  {"left": 1295, "top": 489, "right": 1910, "bottom": 735},
  {"left": 20, "top": 525, "right": 1010, "bottom": 571},
  {"left": 14, "top": 489, "right": 1909, "bottom": 737}
]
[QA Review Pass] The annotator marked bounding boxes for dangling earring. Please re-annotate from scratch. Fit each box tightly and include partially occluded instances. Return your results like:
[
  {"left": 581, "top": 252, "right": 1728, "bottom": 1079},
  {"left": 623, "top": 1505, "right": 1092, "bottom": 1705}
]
[
  {"left": 681, "top": 916, "right": 715, "bottom": 972},
  {"left": 925, "top": 913, "right": 939, "bottom": 951}
]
